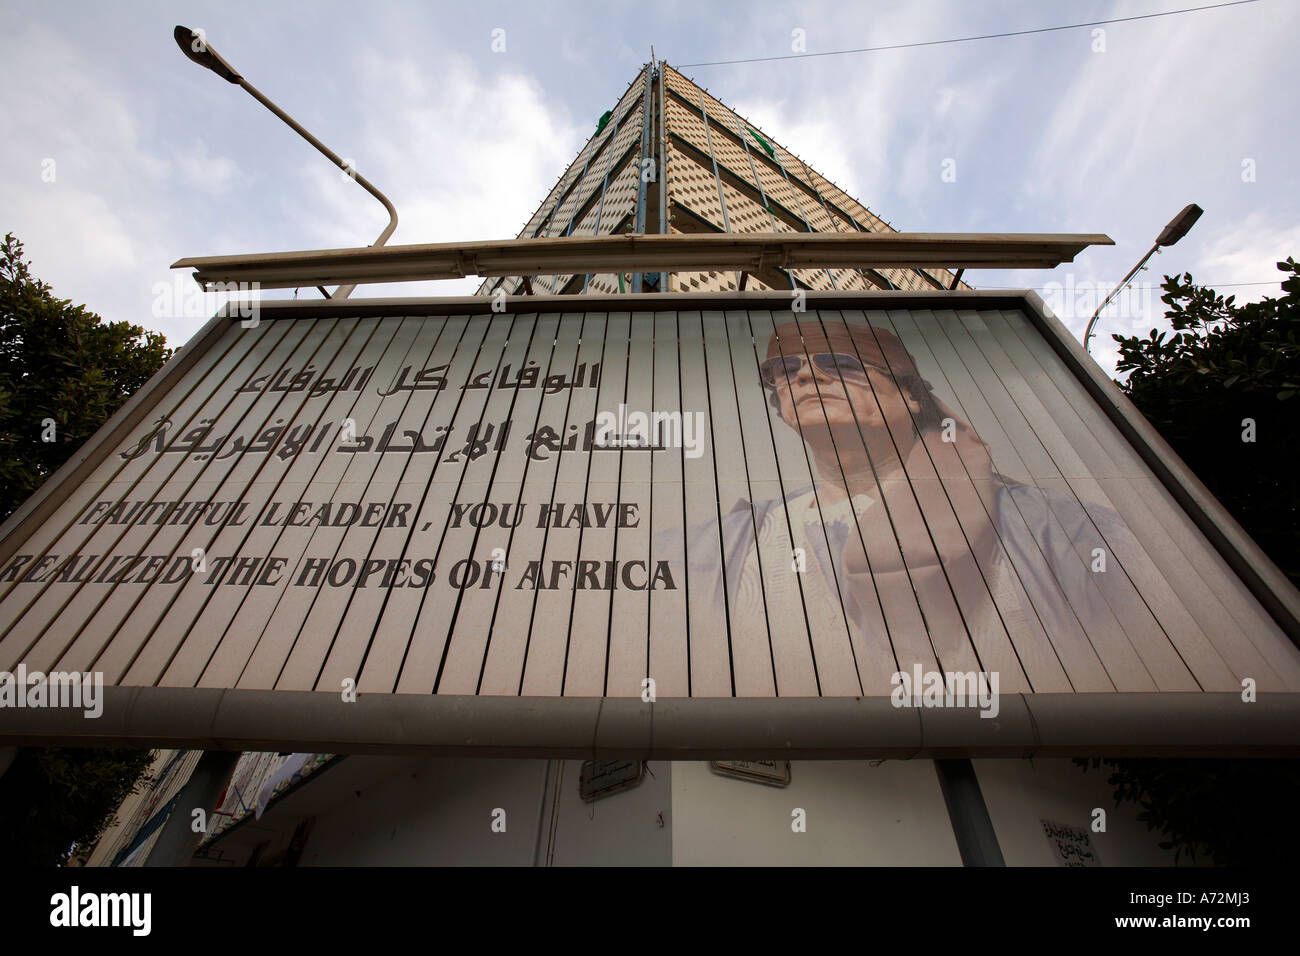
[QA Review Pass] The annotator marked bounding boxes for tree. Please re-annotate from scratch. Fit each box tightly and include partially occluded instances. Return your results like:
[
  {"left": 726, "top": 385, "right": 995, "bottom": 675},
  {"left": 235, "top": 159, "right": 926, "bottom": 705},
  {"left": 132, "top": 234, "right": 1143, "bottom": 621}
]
[
  {"left": 0, "top": 233, "right": 171, "bottom": 865},
  {"left": 1113, "top": 257, "right": 1300, "bottom": 587},
  {"left": 1077, "top": 757, "right": 1300, "bottom": 866},
  {"left": 0, "top": 232, "right": 171, "bottom": 522},
  {"left": 0, "top": 748, "right": 156, "bottom": 866},
  {"left": 1081, "top": 258, "right": 1300, "bottom": 866}
]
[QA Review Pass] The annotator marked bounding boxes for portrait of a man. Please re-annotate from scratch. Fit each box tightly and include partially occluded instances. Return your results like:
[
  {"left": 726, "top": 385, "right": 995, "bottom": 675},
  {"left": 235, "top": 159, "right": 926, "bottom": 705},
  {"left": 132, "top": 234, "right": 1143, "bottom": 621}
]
[{"left": 682, "top": 314, "right": 1146, "bottom": 695}]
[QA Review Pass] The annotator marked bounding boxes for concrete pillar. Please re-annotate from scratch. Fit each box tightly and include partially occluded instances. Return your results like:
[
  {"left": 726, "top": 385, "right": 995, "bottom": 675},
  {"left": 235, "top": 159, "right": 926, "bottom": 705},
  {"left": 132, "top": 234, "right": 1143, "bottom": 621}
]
[
  {"left": 934, "top": 758, "right": 1005, "bottom": 867},
  {"left": 144, "top": 750, "right": 240, "bottom": 867}
]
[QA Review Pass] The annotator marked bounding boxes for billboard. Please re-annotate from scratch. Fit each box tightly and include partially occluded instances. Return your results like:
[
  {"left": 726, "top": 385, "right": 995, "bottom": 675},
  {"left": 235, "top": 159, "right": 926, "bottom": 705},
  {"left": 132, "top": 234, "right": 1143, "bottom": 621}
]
[{"left": 0, "top": 293, "right": 1297, "bottom": 753}]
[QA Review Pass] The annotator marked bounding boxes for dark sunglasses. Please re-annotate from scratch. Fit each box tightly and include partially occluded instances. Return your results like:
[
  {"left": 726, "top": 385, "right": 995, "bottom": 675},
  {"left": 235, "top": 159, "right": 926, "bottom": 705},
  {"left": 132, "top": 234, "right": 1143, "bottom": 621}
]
[{"left": 760, "top": 352, "right": 883, "bottom": 388}]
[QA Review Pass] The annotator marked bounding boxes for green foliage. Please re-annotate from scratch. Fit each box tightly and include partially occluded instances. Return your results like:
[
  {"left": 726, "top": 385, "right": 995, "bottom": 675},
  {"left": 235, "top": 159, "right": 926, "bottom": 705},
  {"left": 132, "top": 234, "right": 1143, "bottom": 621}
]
[
  {"left": 1113, "top": 257, "right": 1300, "bottom": 587},
  {"left": 0, "top": 232, "right": 171, "bottom": 523},
  {"left": 0, "top": 747, "right": 156, "bottom": 866},
  {"left": 1076, "top": 758, "right": 1300, "bottom": 866},
  {"left": 1095, "top": 259, "right": 1300, "bottom": 866}
]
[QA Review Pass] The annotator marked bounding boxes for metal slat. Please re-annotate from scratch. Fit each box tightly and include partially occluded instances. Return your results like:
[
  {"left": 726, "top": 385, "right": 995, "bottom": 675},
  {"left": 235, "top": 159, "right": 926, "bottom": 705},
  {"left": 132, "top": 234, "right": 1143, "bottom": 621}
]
[
  {"left": 433, "top": 313, "right": 564, "bottom": 694},
  {"left": 747, "top": 309, "right": 865, "bottom": 695},
  {"left": 816, "top": 309, "right": 1031, "bottom": 693},
  {"left": 196, "top": 315, "right": 432, "bottom": 690},
  {"left": 700, "top": 311, "right": 777, "bottom": 695},
  {"left": 984, "top": 310, "right": 1243, "bottom": 692},
  {"left": 676, "top": 311, "right": 734, "bottom": 695},
  {"left": 362, "top": 313, "right": 526, "bottom": 695},
  {"left": 647, "top": 311, "right": 690, "bottom": 697},
  {"left": 873, "top": 308, "right": 1072, "bottom": 692},
  {"left": 244, "top": 314, "right": 477, "bottom": 692},
  {"left": 604, "top": 313, "right": 656, "bottom": 696},
  {"left": 954, "top": 309, "right": 1196, "bottom": 692},
  {"left": 476, "top": 311, "right": 607, "bottom": 696},
  {"left": 547, "top": 314, "right": 631, "bottom": 696},
  {"left": 928, "top": 310, "right": 1155, "bottom": 691},
  {"left": 99, "top": 318, "right": 348, "bottom": 684},
  {"left": 388, "top": 314, "right": 549, "bottom": 695},
  {"left": 162, "top": 315, "right": 403, "bottom": 687},
  {"left": 902, "top": 309, "right": 1115, "bottom": 691}
]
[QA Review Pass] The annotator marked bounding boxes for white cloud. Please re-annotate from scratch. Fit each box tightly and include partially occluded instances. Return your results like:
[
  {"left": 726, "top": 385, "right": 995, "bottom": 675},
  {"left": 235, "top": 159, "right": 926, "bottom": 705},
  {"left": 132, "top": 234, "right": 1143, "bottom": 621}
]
[{"left": 1195, "top": 212, "right": 1300, "bottom": 290}]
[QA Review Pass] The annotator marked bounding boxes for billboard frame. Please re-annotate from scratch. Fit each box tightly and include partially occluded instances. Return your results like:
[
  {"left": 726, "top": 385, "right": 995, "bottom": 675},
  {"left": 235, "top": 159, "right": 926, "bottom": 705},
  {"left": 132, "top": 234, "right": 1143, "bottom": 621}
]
[{"left": 1, "top": 289, "right": 1297, "bottom": 757}]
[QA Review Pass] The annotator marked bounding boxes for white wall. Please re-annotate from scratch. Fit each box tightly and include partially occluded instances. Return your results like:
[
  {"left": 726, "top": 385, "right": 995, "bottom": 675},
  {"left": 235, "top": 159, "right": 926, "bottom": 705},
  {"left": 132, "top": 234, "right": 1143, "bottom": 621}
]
[
  {"left": 189, "top": 755, "right": 1184, "bottom": 866},
  {"left": 670, "top": 760, "right": 962, "bottom": 866},
  {"left": 974, "top": 758, "right": 1184, "bottom": 866},
  {"left": 301, "top": 756, "right": 546, "bottom": 866}
]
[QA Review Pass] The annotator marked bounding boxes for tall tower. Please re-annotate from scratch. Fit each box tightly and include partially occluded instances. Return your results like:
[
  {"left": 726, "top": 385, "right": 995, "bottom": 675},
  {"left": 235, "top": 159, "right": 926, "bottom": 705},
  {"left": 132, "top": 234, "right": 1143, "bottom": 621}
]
[{"left": 480, "top": 62, "right": 964, "bottom": 297}]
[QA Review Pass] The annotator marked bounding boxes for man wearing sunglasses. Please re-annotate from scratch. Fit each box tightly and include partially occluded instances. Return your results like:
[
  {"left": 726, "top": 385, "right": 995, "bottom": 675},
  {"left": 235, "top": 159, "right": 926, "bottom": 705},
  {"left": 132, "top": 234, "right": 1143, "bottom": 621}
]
[{"left": 680, "top": 315, "right": 1133, "bottom": 695}]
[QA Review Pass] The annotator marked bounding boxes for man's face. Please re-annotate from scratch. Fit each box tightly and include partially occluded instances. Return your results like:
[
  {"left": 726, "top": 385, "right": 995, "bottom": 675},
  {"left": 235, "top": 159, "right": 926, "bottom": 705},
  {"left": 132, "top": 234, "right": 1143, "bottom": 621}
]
[{"left": 765, "top": 321, "right": 922, "bottom": 464}]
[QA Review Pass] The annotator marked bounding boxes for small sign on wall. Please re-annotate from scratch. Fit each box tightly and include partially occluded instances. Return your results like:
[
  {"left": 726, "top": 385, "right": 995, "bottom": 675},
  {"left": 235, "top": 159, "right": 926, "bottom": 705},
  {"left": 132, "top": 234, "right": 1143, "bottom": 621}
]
[
  {"left": 579, "top": 760, "right": 645, "bottom": 802},
  {"left": 1041, "top": 819, "right": 1101, "bottom": 866},
  {"left": 710, "top": 760, "right": 792, "bottom": 787}
]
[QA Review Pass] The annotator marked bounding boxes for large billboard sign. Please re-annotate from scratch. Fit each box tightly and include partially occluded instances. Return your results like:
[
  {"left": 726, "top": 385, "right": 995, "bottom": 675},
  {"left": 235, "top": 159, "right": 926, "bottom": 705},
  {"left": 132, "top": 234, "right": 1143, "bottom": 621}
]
[{"left": 1, "top": 291, "right": 1297, "bottom": 755}]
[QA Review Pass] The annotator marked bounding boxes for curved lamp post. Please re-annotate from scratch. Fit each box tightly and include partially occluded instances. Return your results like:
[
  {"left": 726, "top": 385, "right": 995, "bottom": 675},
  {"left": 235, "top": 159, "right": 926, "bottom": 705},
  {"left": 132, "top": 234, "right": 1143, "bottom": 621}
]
[
  {"left": 173, "top": 25, "right": 398, "bottom": 300},
  {"left": 1083, "top": 203, "right": 1202, "bottom": 354}
]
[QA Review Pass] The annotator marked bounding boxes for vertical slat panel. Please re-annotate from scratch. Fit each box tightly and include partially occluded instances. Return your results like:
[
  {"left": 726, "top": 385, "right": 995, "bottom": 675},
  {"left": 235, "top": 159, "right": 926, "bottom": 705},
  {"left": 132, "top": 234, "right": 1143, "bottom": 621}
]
[
  {"left": 159, "top": 315, "right": 399, "bottom": 687},
  {"left": 110, "top": 317, "right": 362, "bottom": 685},
  {"left": 377, "top": 313, "right": 545, "bottom": 695},
  {"left": 477, "top": 312, "right": 607, "bottom": 696},
  {"left": 702, "top": 311, "right": 776, "bottom": 697},
  {"left": 675, "top": 311, "right": 734, "bottom": 697},
  {"left": 191, "top": 315, "right": 424, "bottom": 689},
  {"left": 931, "top": 309, "right": 1154, "bottom": 691},
  {"left": 245, "top": 314, "right": 479, "bottom": 691},
  {"left": 434, "top": 311, "right": 565, "bottom": 694},
  {"left": 605, "top": 313, "right": 655, "bottom": 697},
  {"left": 542, "top": 313, "right": 630, "bottom": 696},
  {"left": 97, "top": 317, "right": 348, "bottom": 684},
  {"left": 747, "top": 309, "right": 862, "bottom": 696},
  {"left": 954, "top": 309, "right": 1194, "bottom": 691},
  {"left": 340, "top": 312, "right": 524, "bottom": 694},
  {"left": 826, "top": 309, "right": 1030, "bottom": 693},
  {"left": 250, "top": 313, "right": 451, "bottom": 690},
  {"left": 904, "top": 309, "right": 1114, "bottom": 691},
  {"left": 983, "top": 310, "right": 1239, "bottom": 691},
  {"left": 647, "top": 311, "right": 690, "bottom": 698},
  {"left": 1000, "top": 308, "right": 1299, "bottom": 689},
  {"left": 871, "top": 309, "right": 1070, "bottom": 693},
  {"left": 763, "top": 304, "right": 981, "bottom": 679}
]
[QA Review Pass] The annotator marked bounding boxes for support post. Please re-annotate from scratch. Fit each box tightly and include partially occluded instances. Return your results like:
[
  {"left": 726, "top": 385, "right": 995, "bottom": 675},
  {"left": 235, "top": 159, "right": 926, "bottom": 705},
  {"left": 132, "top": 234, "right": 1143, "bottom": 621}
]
[
  {"left": 934, "top": 758, "right": 1005, "bottom": 867},
  {"left": 144, "top": 750, "right": 241, "bottom": 867}
]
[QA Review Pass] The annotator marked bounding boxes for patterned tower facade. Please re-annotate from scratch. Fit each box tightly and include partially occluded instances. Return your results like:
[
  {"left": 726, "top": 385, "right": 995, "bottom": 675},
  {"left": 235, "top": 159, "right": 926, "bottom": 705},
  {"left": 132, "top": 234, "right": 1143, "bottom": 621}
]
[{"left": 479, "top": 62, "right": 965, "bottom": 296}]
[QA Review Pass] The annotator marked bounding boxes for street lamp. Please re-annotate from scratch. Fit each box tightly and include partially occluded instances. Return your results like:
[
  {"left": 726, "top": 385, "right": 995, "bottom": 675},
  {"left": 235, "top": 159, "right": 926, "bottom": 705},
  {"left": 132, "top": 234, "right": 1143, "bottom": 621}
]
[
  {"left": 1082, "top": 203, "right": 1203, "bottom": 354},
  {"left": 173, "top": 25, "right": 398, "bottom": 300}
]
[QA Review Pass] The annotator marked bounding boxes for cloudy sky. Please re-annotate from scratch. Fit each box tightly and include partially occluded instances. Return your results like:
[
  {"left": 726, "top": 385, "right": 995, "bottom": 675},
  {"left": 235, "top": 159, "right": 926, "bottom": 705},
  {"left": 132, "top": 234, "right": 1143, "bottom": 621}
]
[{"left": 2, "top": 0, "right": 1296, "bottom": 377}]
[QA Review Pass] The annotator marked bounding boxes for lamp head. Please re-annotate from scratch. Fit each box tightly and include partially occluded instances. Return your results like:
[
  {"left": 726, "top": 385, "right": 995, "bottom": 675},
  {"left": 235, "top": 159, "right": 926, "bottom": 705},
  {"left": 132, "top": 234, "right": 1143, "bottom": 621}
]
[
  {"left": 174, "top": 25, "right": 242, "bottom": 84},
  {"left": 1156, "top": 203, "right": 1203, "bottom": 247}
]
